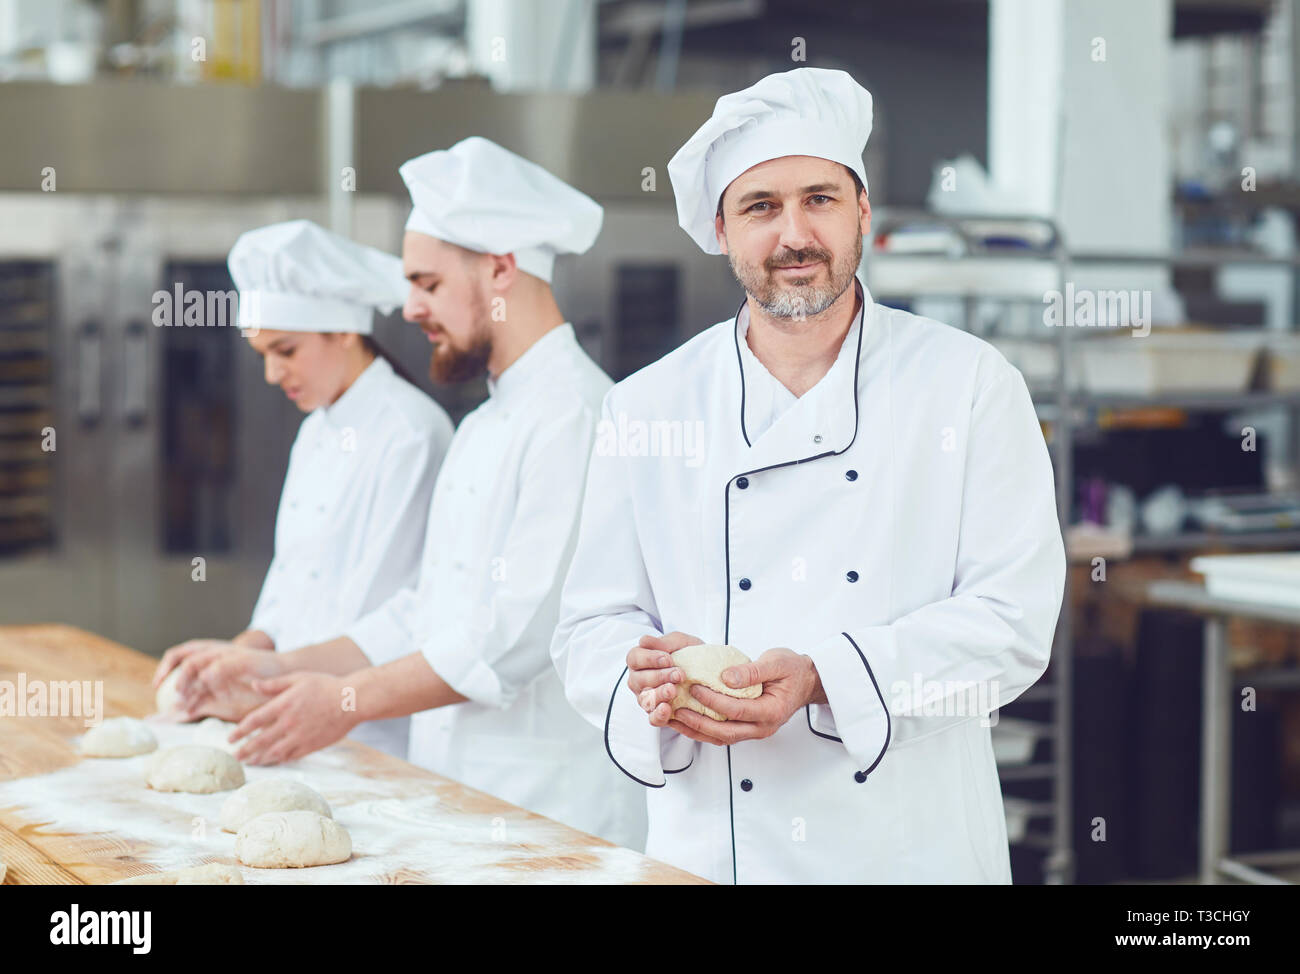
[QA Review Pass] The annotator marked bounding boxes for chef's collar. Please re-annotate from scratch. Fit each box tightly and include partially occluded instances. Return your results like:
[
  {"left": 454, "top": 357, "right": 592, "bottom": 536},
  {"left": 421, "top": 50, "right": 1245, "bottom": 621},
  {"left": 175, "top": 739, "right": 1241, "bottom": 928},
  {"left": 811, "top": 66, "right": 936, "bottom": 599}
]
[
  {"left": 322, "top": 354, "right": 391, "bottom": 430},
  {"left": 486, "top": 322, "right": 577, "bottom": 401},
  {"left": 736, "top": 317, "right": 798, "bottom": 441},
  {"left": 733, "top": 276, "right": 870, "bottom": 454}
]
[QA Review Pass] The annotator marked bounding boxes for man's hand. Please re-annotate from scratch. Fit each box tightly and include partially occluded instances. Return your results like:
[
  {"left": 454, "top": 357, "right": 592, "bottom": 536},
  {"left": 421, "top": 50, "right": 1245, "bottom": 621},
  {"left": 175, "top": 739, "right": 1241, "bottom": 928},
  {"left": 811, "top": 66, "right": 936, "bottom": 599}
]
[
  {"left": 178, "top": 647, "right": 287, "bottom": 723},
  {"left": 153, "top": 638, "right": 237, "bottom": 688},
  {"left": 666, "top": 647, "right": 826, "bottom": 746},
  {"left": 228, "top": 672, "right": 360, "bottom": 766},
  {"left": 627, "top": 631, "right": 701, "bottom": 726}
]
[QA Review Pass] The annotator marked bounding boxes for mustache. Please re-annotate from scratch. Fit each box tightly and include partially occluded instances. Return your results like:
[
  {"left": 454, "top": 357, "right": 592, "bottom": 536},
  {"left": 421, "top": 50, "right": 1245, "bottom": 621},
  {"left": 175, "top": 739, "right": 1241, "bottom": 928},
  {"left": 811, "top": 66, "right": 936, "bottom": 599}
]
[{"left": 766, "top": 248, "right": 831, "bottom": 271}]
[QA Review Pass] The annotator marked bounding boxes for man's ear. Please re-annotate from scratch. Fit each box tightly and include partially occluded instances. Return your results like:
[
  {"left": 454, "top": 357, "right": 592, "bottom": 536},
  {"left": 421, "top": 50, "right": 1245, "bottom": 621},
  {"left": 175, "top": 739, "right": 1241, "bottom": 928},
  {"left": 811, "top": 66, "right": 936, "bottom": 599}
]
[
  {"left": 859, "top": 190, "right": 871, "bottom": 237},
  {"left": 488, "top": 252, "right": 518, "bottom": 294},
  {"left": 714, "top": 212, "right": 729, "bottom": 255}
]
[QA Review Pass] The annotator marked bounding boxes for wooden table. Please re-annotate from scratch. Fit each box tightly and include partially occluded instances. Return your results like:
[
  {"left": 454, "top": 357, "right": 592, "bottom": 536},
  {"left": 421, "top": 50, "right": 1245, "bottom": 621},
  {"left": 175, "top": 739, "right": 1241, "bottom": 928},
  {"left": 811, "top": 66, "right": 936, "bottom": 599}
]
[{"left": 0, "top": 624, "right": 706, "bottom": 885}]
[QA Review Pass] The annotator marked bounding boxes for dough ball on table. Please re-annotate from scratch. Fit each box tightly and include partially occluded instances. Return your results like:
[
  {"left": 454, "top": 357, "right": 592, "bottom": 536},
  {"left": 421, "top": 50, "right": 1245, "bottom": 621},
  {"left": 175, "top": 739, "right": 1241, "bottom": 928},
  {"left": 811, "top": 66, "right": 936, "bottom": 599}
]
[
  {"left": 81, "top": 717, "right": 157, "bottom": 757},
  {"left": 112, "top": 863, "right": 244, "bottom": 885},
  {"left": 220, "top": 779, "right": 332, "bottom": 834},
  {"left": 147, "top": 746, "right": 244, "bottom": 793},
  {"left": 670, "top": 644, "right": 763, "bottom": 721},
  {"left": 235, "top": 811, "right": 352, "bottom": 869}
]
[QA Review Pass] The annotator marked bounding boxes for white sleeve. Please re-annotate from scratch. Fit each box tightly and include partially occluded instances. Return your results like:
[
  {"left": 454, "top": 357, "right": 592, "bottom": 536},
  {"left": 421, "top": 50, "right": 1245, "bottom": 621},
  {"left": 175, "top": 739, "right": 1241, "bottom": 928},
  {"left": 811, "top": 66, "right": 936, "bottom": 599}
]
[
  {"left": 803, "top": 364, "right": 1066, "bottom": 770},
  {"left": 421, "top": 401, "right": 599, "bottom": 709},
  {"left": 552, "top": 391, "right": 691, "bottom": 789}
]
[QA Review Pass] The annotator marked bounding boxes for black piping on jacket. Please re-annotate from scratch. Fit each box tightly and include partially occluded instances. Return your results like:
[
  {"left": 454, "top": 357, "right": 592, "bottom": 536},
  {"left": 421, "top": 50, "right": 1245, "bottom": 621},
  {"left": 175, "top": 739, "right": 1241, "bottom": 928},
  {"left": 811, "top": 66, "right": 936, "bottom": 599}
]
[{"left": 604, "top": 665, "right": 694, "bottom": 788}]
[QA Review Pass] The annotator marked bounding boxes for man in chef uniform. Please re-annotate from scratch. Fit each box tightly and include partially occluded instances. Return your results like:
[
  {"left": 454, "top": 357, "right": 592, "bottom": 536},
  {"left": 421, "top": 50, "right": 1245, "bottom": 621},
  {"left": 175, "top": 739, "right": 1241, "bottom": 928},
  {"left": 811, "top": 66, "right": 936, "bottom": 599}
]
[
  {"left": 177, "top": 138, "right": 647, "bottom": 851},
  {"left": 552, "top": 68, "right": 1066, "bottom": 883}
]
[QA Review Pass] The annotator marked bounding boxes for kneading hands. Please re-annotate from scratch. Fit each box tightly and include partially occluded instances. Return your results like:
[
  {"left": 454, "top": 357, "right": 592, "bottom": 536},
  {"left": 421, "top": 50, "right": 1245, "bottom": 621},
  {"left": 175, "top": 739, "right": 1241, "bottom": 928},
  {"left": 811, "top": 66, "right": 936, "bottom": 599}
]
[
  {"left": 152, "top": 638, "right": 464, "bottom": 766},
  {"left": 153, "top": 640, "right": 357, "bottom": 763}
]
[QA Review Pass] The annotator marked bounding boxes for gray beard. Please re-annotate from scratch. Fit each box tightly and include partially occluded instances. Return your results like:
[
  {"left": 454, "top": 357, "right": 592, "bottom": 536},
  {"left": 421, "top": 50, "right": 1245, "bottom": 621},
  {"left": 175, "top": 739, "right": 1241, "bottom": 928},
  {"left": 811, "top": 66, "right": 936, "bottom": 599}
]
[
  {"left": 728, "top": 234, "right": 862, "bottom": 321},
  {"left": 755, "top": 281, "right": 841, "bottom": 319}
]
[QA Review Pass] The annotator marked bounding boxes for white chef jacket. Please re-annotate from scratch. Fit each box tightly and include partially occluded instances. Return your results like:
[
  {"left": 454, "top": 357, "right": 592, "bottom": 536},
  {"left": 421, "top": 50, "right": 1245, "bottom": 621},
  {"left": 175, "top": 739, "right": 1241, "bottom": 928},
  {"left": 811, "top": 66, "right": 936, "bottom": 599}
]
[
  {"left": 553, "top": 279, "right": 1066, "bottom": 884},
  {"left": 250, "top": 356, "right": 454, "bottom": 758},
  {"left": 346, "top": 324, "right": 649, "bottom": 851}
]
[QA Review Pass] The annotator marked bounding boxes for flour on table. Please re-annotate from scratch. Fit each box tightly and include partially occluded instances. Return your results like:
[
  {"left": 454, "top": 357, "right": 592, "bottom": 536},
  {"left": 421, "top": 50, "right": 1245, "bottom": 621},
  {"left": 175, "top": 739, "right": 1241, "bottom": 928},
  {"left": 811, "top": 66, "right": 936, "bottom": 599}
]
[
  {"left": 0, "top": 717, "right": 659, "bottom": 884},
  {"left": 112, "top": 863, "right": 243, "bottom": 885}
]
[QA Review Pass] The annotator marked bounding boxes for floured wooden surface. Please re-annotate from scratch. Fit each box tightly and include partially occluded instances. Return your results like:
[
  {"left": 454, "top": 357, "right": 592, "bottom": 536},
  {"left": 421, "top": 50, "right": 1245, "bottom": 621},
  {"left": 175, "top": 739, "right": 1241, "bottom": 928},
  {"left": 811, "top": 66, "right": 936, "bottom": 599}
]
[{"left": 0, "top": 625, "right": 705, "bottom": 885}]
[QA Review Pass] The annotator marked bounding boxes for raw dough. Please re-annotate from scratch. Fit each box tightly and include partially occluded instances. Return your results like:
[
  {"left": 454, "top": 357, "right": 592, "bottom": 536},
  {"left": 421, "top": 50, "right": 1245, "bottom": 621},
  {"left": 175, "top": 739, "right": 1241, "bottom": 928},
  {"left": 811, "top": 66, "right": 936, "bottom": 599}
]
[
  {"left": 80, "top": 716, "right": 157, "bottom": 757},
  {"left": 235, "top": 811, "right": 352, "bottom": 868},
  {"left": 670, "top": 644, "right": 763, "bottom": 721},
  {"left": 220, "top": 779, "right": 332, "bottom": 834},
  {"left": 147, "top": 746, "right": 244, "bottom": 793},
  {"left": 155, "top": 668, "right": 185, "bottom": 717},
  {"left": 112, "top": 863, "right": 244, "bottom": 885}
]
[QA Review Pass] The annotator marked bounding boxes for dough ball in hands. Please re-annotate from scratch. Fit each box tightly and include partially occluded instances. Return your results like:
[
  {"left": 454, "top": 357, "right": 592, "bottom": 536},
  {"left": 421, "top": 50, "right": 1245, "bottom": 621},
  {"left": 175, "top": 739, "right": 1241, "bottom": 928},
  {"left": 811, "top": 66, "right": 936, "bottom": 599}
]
[
  {"left": 147, "top": 746, "right": 245, "bottom": 793},
  {"left": 154, "top": 668, "right": 189, "bottom": 719},
  {"left": 112, "top": 863, "right": 244, "bottom": 885},
  {"left": 220, "top": 779, "right": 332, "bottom": 834},
  {"left": 670, "top": 644, "right": 763, "bottom": 721},
  {"left": 235, "top": 811, "right": 352, "bottom": 869},
  {"left": 156, "top": 661, "right": 273, "bottom": 724},
  {"left": 80, "top": 717, "right": 157, "bottom": 757}
]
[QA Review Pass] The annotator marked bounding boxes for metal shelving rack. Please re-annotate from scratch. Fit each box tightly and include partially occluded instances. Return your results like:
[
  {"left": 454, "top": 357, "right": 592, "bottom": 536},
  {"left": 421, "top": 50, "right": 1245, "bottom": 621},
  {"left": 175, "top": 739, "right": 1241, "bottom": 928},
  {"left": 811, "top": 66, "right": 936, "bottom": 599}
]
[
  {"left": 1065, "top": 249, "right": 1300, "bottom": 560},
  {"left": 862, "top": 207, "right": 1075, "bottom": 884},
  {"left": 864, "top": 210, "right": 1300, "bottom": 885}
]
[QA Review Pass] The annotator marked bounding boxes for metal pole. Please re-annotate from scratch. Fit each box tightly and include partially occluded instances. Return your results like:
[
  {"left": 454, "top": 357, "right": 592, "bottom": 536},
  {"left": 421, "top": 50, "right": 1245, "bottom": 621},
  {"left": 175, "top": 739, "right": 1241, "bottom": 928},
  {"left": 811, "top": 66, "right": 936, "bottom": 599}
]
[
  {"left": 1046, "top": 226, "right": 1074, "bottom": 885},
  {"left": 323, "top": 78, "right": 355, "bottom": 238},
  {"left": 1200, "top": 615, "right": 1230, "bottom": 884}
]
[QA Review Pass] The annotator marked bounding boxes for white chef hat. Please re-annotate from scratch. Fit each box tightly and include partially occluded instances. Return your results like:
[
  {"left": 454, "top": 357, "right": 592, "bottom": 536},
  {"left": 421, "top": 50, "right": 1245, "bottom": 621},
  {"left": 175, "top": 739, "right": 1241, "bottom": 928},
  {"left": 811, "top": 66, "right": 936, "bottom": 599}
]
[
  {"left": 667, "top": 67, "right": 873, "bottom": 254},
  {"left": 400, "top": 136, "right": 603, "bottom": 284},
  {"left": 228, "top": 220, "right": 407, "bottom": 334}
]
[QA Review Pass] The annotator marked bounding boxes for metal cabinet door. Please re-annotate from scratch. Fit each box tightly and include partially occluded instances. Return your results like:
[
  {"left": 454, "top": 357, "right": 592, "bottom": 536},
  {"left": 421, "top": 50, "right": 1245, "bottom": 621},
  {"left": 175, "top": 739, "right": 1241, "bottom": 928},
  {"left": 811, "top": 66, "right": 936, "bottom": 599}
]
[
  {"left": 106, "top": 238, "right": 297, "bottom": 656},
  {"left": 0, "top": 244, "right": 114, "bottom": 636}
]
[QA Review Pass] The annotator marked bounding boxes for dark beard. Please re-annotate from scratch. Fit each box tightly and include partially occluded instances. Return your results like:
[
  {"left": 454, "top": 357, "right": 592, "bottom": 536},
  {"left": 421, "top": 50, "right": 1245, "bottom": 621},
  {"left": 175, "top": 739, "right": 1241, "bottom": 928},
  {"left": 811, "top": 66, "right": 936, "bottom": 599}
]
[{"left": 428, "top": 334, "right": 492, "bottom": 383}]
